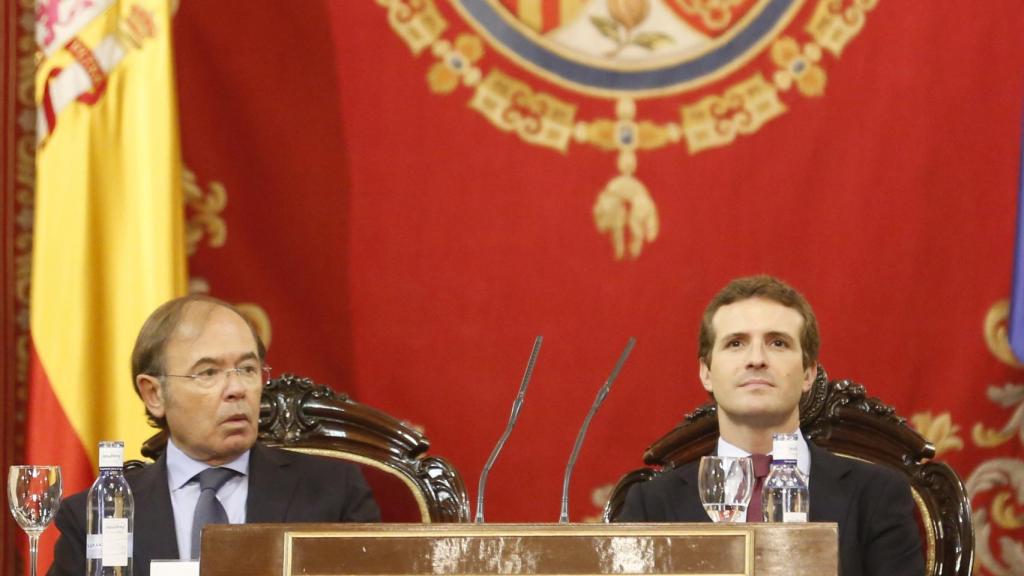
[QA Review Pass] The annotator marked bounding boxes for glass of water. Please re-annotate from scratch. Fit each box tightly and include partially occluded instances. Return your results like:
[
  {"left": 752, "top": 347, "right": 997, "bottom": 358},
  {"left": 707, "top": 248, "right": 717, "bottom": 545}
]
[
  {"left": 698, "top": 456, "right": 753, "bottom": 522},
  {"left": 8, "top": 465, "right": 62, "bottom": 576}
]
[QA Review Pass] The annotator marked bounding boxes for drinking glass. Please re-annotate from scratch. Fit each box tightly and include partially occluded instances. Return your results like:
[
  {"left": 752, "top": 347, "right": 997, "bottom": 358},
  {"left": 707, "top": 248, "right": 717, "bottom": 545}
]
[
  {"left": 698, "top": 456, "right": 753, "bottom": 522},
  {"left": 8, "top": 466, "right": 62, "bottom": 576}
]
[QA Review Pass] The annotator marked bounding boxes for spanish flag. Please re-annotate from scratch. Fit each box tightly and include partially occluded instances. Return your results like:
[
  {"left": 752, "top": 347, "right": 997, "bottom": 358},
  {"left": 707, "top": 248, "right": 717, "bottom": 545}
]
[{"left": 29, "top": 0, "right": 186, "bottom": 569}]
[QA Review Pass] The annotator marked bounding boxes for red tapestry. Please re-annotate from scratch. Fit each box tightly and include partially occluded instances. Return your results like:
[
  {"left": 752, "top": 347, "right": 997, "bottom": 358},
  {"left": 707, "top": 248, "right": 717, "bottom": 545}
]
[{"left": 164, "top": 1, "right": 1024, "bottom": 572}]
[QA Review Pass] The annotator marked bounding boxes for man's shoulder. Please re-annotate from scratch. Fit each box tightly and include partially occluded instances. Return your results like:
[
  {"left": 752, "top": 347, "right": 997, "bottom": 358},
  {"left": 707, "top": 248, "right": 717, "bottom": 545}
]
[
  {"left": 810, "top": 442, "right": 911, "bottom": 489},
  {"left": 255, "top": 443, "right": 366, "bottom": 475},
  {"left": 632, "top": 459, "right": 698, "bottom": 495}
]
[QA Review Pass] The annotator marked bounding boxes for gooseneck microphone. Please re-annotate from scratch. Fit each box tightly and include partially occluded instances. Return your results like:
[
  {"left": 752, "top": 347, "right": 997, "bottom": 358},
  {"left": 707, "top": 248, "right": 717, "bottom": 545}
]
[
  {"left": 474, "top": 336, "right": 543, "bottom": 523},
  {"left": 558, "top": 337, "right": 636, "bottom": 523}
]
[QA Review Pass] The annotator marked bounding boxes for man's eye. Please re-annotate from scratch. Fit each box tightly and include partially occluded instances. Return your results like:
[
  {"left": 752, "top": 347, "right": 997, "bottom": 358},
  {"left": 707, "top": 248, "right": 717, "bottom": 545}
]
[
  {"left": 770, "top": 339, "right": 788, "bottom": 348},
  {"left": 197, "top": 368, "right": 220, "bottom": 379},
  {"left": 238, "top": 364, "right": 260, "bottom": 376},
  {"left": 726, "top": 340, "right": 742, "bottom": 348}
]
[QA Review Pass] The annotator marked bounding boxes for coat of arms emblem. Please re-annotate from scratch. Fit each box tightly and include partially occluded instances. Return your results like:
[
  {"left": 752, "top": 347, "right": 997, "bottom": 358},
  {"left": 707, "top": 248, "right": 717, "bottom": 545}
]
[{"left": 381, "top": 0, "right": 876, "bottom": 259}]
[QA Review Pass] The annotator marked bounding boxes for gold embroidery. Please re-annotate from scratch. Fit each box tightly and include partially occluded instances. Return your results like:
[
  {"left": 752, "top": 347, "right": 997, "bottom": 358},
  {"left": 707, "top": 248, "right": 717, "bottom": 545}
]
[
  {"left": 909, "top": 411, "right": 963, "bottom": 456},
  {"left": 379, "top": 0, "right": 876, "bottom": 259},
  {"left": 973, "top": 424, "right": 1016, "bottom": 449},
  {"left": 966, "top": 458, "right": 1024, "bottom": 573},
  {"left": 427, "top": 34, "right": 484, "bottom": 94},
  {"left": 681, "top": 74, "right": 787, "bottom": 154},
  {"left": 966, "top": 330, "right": 1024, "bottom": 572},
  {"left": 593, "top": 174, "right": 659, "bottom": 260},
  {"left": 770, "top": 37, "right": 826, "bottom": 97},
  {"left": 984, "top": 299, "right": 1023, "bottom": 368},
  {"left": 237, "top": 302, "right": 273, "bottom": 349},
  {"left": 377, "top": 0, "right": 448, "bottom": 55},
  {"left": 991, "top": 491, "right": 1024, "bottom": 530},
  {"left": 971, "top": 383, "right": 1024, "bottom": 448},
  {"left": 470, "top": 70, "right": 577, "bottom": 153},
  {"left": 806, "top": 0, "right": 879, "bottom": 57},
  {"left": 182, "top": 166, "right": 227, "bottom": 256}
]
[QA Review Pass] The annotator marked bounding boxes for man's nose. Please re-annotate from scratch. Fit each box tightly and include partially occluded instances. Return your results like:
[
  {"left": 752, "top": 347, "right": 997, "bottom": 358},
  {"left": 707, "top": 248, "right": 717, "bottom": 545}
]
[
  {"left": 222, "top": 370, "right": 249, "bottom": 398},
  {"left": 746, "top": 341, "right": 768, "bottom": 367}
]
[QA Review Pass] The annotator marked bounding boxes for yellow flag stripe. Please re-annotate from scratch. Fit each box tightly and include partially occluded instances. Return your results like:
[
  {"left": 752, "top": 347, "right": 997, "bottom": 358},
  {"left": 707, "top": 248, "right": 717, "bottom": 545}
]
[{"left": 32, "top": 0, "right": 186, "bottom": 465}]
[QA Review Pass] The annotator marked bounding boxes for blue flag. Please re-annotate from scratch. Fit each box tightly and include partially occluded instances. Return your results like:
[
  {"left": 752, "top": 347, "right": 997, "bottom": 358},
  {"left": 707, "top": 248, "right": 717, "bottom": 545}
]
[{"left": 1009, "top": 109, "right": 1024, "bottom": 361}]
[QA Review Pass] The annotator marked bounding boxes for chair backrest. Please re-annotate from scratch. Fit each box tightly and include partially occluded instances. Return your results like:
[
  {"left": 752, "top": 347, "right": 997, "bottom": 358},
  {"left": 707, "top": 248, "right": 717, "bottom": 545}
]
[
  {"left": 134, "top": 373, "right": 471, "bottom": 522},
  {"left": 603, "top": 366, "right": 973, "bottom": 576}
]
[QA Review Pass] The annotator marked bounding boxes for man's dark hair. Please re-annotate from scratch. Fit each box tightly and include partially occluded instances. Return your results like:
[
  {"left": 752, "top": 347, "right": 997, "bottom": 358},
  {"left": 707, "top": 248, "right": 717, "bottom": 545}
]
[
  {"left": 698, "top": 275, "right": 819, "bottom": 369},
  {"left": 131, "top": 294, "right": 267, "bottom": 429}
]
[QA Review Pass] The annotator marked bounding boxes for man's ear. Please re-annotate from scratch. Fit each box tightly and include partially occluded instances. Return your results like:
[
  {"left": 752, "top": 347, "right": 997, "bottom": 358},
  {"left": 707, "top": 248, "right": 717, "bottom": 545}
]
[
  {"left": 136, "top": 375, "right": 167, "bottom": 419},
  {"left": 699, "top": 359, "right": 713, "bottom": 393},
  {"left": 802, "top": 362, "right": 818, "bottom": 393}
]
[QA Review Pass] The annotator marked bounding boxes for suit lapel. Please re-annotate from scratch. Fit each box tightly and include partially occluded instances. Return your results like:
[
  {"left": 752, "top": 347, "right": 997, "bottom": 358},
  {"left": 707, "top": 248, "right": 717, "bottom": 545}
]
[
  {"left": 808, "top": 443, "right": 854, "bottom": 525},
  {"left": 245, "top": 444, "right": 301, "bottom": 523},
  {"left": 133, "top": 454, "right": 181, "bottom": 562}
]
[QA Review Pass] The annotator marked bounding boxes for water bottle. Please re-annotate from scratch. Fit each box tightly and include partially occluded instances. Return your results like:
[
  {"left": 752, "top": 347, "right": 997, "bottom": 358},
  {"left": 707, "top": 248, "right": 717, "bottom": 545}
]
[
  {"left": 762, "top": 432, "right": 809, "bottom": 522},
  {"left": 86, "top": 440, "right": 134, "bottom": 575}
]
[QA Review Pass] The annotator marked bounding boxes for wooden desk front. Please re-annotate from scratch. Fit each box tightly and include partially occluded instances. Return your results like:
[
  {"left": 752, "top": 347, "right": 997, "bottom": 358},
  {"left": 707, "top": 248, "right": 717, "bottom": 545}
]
[{"left": 200, "top": 522, "right": 837, "bottom": 576}]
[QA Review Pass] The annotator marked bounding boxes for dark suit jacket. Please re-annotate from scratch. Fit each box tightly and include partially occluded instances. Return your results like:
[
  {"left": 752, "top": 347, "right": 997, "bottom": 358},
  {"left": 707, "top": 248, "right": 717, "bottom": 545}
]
[
  {"left": 618, "top": 442, "right": 924, "bottom": 576},
  {"left": 48, "top": 443, "right": 380, "bottom": 576}
]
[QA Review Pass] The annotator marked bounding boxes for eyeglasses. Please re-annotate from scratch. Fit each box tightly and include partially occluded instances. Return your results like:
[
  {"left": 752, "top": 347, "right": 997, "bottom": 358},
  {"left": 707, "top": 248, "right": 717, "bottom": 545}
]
[{"left": 161, "top": 364, "right": 271, "bottom": 389}]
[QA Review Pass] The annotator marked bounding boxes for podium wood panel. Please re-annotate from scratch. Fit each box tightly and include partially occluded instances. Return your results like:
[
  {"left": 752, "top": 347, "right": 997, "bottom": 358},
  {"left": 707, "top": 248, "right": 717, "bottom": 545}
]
[{"left": 200, "top": 523, "right": 837, "bottom": 576}]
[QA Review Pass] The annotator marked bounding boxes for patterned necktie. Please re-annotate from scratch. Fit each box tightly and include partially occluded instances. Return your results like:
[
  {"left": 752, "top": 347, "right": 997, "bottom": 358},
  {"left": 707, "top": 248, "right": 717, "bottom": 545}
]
[
  {"left": 746, "top": 454, "right": 772, "bottom": 522},
  {"left": 190, "top": 467, "right": 236, "bottom": 559}
]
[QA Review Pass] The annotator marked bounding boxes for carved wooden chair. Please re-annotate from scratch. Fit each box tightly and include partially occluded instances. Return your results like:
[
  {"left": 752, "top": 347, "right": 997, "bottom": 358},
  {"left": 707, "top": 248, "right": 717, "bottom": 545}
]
[
  {"left": 603, "top": 366, "right": 973, "bottom": 576},
  {"left": 135, "top": 373, "right": 471, "bottom": 522}
]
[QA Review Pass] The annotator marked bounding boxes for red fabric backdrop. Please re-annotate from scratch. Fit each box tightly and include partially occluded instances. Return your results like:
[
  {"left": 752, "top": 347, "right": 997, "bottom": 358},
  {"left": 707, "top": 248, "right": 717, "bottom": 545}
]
[{"left": 170, "top": 1, "right": 1024, "bottom": 571}]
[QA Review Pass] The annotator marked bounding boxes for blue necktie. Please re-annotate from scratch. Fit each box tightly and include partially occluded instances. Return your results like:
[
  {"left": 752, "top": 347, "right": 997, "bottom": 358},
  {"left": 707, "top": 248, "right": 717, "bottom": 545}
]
[{"left": 190, "top": 467, "right": 236, "bottom": 559}]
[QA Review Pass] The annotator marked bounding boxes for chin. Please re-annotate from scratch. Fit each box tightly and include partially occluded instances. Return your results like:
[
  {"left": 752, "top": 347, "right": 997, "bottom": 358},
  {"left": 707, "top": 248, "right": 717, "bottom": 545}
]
[{"left": 221, "top": 434, "right": 257, "bottom": 453}]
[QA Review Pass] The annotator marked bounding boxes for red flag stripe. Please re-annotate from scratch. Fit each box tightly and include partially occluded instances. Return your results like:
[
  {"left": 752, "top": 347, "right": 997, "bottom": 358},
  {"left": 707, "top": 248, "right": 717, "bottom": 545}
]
[{"left": 26, "top": 341, "right": 92, "bottom": 575}]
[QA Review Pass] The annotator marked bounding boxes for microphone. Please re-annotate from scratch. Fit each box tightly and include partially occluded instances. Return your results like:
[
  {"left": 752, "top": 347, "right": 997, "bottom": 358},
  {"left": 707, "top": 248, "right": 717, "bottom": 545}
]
[
  {"left": 474, "top": 335, "right": 543, "bottom": 523},
  {"left": 558, "top": 337, "right": 636, "bottom": 523}
]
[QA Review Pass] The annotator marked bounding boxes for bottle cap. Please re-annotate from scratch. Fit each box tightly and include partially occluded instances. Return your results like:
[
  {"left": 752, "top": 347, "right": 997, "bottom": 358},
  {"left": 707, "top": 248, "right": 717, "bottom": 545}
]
[
  {"left": 98, "top": 440, "right": 125, "bottom": 469},
  {"left": 771, "top": 432, "right": 799, "bottom": 463}
]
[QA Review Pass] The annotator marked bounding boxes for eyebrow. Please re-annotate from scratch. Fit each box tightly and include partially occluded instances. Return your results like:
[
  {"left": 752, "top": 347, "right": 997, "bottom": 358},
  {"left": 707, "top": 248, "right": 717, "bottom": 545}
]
[
  {"left": 187, "top": 351, "right": 259, "bottom": 373},
  {"left": 718, "top": 331, "right": 797, "bottom": 344},
  {"left": 719, "top": 332, "right": 749, "bottom": 344}
]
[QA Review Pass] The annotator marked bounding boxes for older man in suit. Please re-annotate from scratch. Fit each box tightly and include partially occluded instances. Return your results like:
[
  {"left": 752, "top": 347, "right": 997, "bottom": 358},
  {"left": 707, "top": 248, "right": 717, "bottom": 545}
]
[
  {"left": 49, "top": 295, "right": 379, "bottom": 576},
  {"left": 618, "top": 275, "right": 924, "bottom": 576}
]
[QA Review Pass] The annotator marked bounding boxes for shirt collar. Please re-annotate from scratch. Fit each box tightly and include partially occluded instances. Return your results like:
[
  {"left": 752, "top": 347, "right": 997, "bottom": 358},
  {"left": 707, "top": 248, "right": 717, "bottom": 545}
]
[
  {"left": 717, "top": 428, "right": 811, "bottom": 476},
  {"left": 166, "top": 438, "right": 250, "bottom": 490}
]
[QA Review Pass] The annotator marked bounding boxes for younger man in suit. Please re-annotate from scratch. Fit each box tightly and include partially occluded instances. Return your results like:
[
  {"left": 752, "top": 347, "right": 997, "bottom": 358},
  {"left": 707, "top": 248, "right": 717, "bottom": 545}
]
[{"left": 619, "top": 275, "right": 924, "bottom": 576}]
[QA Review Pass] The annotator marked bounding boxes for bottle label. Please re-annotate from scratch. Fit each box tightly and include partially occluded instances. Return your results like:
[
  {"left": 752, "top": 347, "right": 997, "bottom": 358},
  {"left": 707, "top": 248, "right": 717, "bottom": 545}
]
[
  {"left": 783, "top": 511, "right": 808, "bottom": 523},
  {"left": 86, "top": 534, "right": 101, "bottom": 559},
  {"left": 98, "top": 445, "right": 124, "bottom": 469},
  {"left": 101, "top": 518, "right": 130, "bottom": 566}
]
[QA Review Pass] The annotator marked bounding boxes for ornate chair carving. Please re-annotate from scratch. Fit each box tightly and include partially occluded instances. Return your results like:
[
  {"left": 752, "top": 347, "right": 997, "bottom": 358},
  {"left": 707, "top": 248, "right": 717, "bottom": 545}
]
[
  {"left": 136, "top": 373, "right": 470, "bottom": 522},
  {"left": 603, "top": 366, "right": 973, "bottom": 576}
]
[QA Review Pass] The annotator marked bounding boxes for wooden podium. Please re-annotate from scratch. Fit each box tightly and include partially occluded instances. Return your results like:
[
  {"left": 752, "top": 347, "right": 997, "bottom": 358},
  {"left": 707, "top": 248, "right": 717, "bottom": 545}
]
[{"left": 199, "top": 523, "right": 837, "bottom": 576}]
